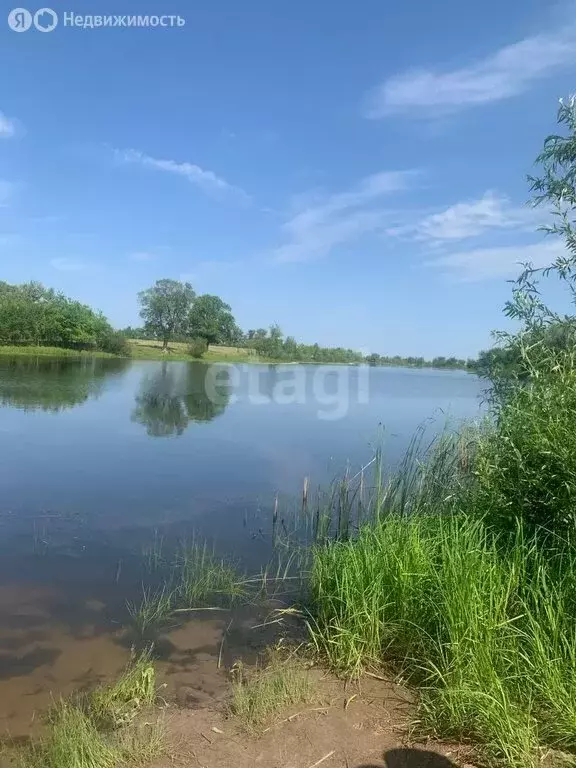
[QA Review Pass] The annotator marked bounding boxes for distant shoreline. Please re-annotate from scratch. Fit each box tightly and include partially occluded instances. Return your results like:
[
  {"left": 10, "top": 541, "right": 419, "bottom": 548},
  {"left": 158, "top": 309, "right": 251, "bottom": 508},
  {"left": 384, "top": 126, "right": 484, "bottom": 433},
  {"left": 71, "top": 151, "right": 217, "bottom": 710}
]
[{"left": 0, "top": 341, "right": 474, "bottom": 372}]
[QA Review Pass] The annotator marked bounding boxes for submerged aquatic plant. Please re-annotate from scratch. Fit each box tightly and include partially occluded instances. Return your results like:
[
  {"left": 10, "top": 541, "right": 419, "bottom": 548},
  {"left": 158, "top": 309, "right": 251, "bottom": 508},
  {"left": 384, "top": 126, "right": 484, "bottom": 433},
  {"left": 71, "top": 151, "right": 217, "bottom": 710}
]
[
  {"left": 172, "top": 539, "right": 246, "bottom": 607},
  {"left": 126, "top": 585, "right": 175, "bottom": 640}
]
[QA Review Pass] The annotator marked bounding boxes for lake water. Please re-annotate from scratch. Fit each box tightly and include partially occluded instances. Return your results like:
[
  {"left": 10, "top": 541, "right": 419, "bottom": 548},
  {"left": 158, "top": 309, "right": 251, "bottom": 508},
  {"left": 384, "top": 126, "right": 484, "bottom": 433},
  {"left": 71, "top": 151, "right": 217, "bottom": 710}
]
[{"left": 0, "top": 356, "right": 484, "bottom": 735}]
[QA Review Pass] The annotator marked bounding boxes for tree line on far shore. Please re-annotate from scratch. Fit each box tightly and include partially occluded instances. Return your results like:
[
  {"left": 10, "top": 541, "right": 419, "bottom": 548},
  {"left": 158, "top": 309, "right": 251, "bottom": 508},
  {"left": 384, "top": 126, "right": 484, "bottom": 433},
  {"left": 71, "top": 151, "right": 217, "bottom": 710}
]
[
  {"left": 0, "top": 276, "right": 477, "bottom": 369},
  {"left": 0, "top": 281, "right": 129, "bottom": 354}
]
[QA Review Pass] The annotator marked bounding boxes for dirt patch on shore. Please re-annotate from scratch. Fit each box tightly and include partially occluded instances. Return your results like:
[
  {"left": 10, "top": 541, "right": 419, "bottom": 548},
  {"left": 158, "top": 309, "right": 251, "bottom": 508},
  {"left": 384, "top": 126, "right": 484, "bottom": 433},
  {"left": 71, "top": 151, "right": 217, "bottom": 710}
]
[{"left": 151, "top": 671, "right": 475, "bottom": 768}]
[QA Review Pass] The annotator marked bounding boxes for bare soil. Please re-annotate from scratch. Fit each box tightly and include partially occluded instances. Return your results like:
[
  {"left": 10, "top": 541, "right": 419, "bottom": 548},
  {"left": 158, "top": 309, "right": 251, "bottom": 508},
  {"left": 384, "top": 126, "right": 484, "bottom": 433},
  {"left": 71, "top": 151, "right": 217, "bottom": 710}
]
[{"left": 151, "top": 670, "right": 475, "bottom": 768}]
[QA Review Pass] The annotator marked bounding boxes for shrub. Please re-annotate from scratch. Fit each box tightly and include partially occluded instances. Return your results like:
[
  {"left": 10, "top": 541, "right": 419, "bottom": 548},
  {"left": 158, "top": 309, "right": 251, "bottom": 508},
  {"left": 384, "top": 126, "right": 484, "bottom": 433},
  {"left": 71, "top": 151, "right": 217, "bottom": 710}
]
[
  {"left": 476, "top": 367, "right": 576, "bottom": 535},
  {"left": 96, "top": 330, "right": 130, "bottom": 356},
  {"left": 187, "top": 337, "right": 208, "bottom": 358}
]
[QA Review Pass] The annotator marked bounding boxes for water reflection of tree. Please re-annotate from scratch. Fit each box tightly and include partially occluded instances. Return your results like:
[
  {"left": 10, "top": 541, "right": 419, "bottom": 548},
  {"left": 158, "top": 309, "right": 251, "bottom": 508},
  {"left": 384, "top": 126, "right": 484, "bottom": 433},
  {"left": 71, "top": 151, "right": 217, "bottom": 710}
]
[
  {"left": 0, "top": 356, "right": 130, "bottom": 412},
  {"left": 131, "top": 362, "right": 230, "bottom": 437}
]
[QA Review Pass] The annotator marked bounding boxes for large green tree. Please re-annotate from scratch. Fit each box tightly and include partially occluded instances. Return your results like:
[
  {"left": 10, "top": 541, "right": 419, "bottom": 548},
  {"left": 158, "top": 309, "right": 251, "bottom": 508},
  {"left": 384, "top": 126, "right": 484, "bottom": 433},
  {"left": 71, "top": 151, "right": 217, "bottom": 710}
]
[
  {"left": 188, "top": 294, "right": 240, "bottom": 345},
  {"left": 138, "top": 279, "right": 196, "bottom": 350}
]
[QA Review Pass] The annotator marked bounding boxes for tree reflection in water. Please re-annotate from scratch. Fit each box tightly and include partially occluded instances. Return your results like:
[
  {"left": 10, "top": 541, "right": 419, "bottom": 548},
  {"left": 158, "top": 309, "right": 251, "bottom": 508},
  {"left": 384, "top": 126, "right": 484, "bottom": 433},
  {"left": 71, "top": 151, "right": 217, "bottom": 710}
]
[
  {"left": 0, "top": 356, "right": 130, "bottom": 413},
  {"left": 132, "top": 361, "right": 231, "bottom": 437}
]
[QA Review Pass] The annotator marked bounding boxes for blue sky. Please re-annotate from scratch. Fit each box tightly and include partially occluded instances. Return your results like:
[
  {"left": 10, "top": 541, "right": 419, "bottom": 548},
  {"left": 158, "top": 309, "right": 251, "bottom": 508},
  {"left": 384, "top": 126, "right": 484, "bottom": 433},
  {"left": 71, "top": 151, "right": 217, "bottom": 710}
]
[{"left": 1, "top": 0, "right": 575, "bottom": 357}]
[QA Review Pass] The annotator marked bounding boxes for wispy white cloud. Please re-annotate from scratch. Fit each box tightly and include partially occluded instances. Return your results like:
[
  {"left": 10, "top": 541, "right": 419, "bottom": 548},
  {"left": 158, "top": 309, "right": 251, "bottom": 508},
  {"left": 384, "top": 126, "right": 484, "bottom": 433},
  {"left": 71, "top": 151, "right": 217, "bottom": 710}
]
[
  {"left": 115, "top": 148, "right": 249, "bottom": 202},
  {"left": 390, "top": 192, "right": 545, "bottom": 244},
  {"left": 367, "top": 24, "right": 576, "bottom": 118},
  {"left": 427, "top": 239, "right": 566, "bottom": 280},
  {"left": 0, "top": 112, "right": 17, "bottom": 138},
  {"left": 50, "top": 257, "right": 89, "bottom": 272},
  {"left": 273, "top": 170, "right": 416, "bottom": 263}
]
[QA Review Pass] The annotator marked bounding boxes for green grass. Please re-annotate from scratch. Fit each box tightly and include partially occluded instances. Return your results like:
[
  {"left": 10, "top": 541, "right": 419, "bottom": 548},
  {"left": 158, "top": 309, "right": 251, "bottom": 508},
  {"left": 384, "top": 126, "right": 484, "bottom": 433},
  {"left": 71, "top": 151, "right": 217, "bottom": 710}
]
[
  {"left": 0, "top": 345, "right": 117, "bottom": 359},
  {"left": 0, "top": 340, "right": 267, "bottom": 363},
  {"left": 17, "top": 701, "right": 119, "bottom": 768},
  {"left": 230, "top": 652, "right": 313, "bottom": 730},
  {"left": 126, "top": 586, "right": 175, "bottom": 640},
  {"left": 141, "top": 530, "right": 165, "bottom": 574},
  {"left": 128, "top": 339, "right": 270, "bottom": 363},
  {"left": 0, "top": 338, "right": 361, "bottom": 365},
  {"left": 126, "top": 539, "right": 245, "bottom": 643},
  {"left": 88, "top": 651, "right": 157, "bottom": 730},
  {"left": 305, "top": 428, "right": 576, "bottom": 767},
  {"left": 285, "top": 359, "right": 576, "bottom": 765},
  {"left": 173, "top": 540, "right": 246, "bottom": 607},
  {"left": 13, "top": 657, "right": 162, "bottom": 768}
]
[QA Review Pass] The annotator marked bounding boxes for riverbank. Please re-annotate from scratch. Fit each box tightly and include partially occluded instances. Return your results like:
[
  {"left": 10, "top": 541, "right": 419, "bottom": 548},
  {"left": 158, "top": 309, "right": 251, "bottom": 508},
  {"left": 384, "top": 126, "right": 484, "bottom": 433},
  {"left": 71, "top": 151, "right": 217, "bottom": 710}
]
[
  {"left": 0, "top": 345, "right": 119, "bottom": 359},
  {"left": 301, "top": 375, "right": 576, "bottom": 768},
  {"left": 0, "top": 341, "right": 272, "bottom": 364},
  {"left": 0, "top": 341, "right": 475, "bottom": 370},
  {"left": 2, "top": 647, "right": 465, "bottom": 768},
  {"left": 1, "top": 417, "right": 572, "bottom": 767},
  {"left": 0, "top": 527, "right": 472, "bottom": 768},
  {"left": 127, "top": 339, "right": 268, "bottom": 363}
]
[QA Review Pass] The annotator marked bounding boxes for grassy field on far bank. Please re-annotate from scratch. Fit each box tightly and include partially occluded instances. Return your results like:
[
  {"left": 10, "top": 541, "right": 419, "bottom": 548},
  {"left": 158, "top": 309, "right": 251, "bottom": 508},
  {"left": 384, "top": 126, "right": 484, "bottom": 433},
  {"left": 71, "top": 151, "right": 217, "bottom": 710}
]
[
  {"left": 0, "top": 341, "right": 267, "bottom": 363},
  {"left": 127, "top": 338, "right": 266, "bottom": 363},
  {"left": 0, "top": 345, "right": 119, "bottom": 359}
]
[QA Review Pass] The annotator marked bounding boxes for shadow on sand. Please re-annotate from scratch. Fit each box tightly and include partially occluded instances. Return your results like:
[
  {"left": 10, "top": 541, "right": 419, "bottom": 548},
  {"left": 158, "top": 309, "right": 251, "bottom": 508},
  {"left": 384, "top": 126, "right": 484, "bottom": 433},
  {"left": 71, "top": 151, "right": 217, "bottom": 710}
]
[{"left": 358, "top": 747, "right": 458, "bottom": 768}]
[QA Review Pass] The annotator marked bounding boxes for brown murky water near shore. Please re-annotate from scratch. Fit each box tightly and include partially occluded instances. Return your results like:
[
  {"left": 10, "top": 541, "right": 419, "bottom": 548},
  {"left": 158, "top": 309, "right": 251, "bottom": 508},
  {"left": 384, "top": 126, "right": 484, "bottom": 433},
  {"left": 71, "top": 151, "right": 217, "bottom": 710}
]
[{"left": 0, "top": 522, "right": 279, "bottom": 739}]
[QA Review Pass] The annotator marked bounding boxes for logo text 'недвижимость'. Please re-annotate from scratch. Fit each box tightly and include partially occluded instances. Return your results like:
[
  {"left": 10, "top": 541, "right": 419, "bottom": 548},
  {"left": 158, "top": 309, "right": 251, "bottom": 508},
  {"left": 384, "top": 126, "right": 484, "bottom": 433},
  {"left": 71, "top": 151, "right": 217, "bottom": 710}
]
[{"left": 7, "top": 8, "right": 186, "bottom": 31}]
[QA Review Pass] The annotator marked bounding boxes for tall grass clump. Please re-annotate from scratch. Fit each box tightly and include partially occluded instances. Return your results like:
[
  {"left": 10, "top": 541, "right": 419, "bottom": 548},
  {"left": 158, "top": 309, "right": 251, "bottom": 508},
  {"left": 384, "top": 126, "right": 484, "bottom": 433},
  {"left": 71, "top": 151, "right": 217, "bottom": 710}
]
[
  {"left": 14, "top": 655, "right": 162, "bottom": 768},
  {"left": 125, "top": 538, "right": 246, "bottom": 643},
  {"left": 303, "top": 426, "right": 474, "bottom": 546},
  {"left": 173, "top": 539, "right": 246, "bottom": 607},
  {"left": 230, "top": 651, "right": 313, "bottom": 730},
  {"left": 126, "top": 585, "right": 175, "bottom": 640},
  {"left": 306, "top": 411, "right": 576, "bottom": 765},
  {"left": 17, "top": 700, "right": 119, "bottom": 768},
  {"left": 307, "top": 351, "right": 576, "bottom": 765},
  {"left": 308, "top": 487, "right": 576, "bottom": 764},
  {"left": 89, "top": 650, "right": 157, "bottom": 730},
  {"left": 476, "top": 359, "right": 576, "bottom": 536}
]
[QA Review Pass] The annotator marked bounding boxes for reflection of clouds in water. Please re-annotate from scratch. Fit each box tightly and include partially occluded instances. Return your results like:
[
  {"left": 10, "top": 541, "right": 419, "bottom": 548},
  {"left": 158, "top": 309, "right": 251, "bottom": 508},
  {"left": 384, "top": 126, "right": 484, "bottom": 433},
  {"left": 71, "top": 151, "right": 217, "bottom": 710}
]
[{"left": 131, "top": 361, "right": 231, "bottom": 437}]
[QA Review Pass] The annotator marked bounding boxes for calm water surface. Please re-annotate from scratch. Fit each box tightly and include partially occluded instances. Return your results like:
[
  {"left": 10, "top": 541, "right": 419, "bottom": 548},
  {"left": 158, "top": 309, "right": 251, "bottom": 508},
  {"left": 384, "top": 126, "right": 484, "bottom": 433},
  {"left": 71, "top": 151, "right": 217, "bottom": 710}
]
[
  {"left": 0, "top": 357, "right": 484, "bottom": 545},
  {"left": 0, "top": 356, "right": 484, "bottom": 734}
]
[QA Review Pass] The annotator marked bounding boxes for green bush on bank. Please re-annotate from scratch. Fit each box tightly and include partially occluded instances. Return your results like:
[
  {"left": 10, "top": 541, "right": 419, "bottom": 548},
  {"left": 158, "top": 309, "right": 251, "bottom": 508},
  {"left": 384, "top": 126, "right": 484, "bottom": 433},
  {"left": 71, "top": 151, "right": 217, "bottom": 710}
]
[
  {"left": 476, "top": 366, "right": 576, "bottom": 535},
  {"left": 187, "top": 337, "right": 208, "bottom": 358},
  {"left": 0, "top": 281, "right": 129, "bottom": 356}
]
